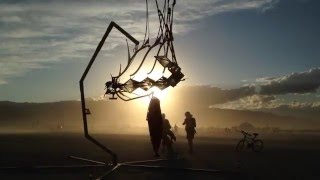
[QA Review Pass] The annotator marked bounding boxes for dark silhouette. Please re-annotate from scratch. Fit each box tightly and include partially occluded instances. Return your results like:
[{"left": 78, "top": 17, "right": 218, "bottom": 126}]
[
  {"left": 225, "top": 128, "right": 231, "bottom": 134},
  {"left": 183, "top": 111, "right": 196, "bottom": 153},
  {"left": 146, "top": 97, "right": 163, "bottom": 157},
  {"left": 100, "top": 0, "right": 184, "bottom": 102},
  {"left": 161, "top": 113, "right": 176, "bottom": 154},
  {"left": 174, "top": 123, "right": 179, "bottom": 134},
  {"left": 236, "top": 130, "right": 263, "bottom": 152}
]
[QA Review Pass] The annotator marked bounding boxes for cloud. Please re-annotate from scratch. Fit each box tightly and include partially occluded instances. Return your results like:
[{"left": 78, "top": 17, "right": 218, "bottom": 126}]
[
  {"left": 212, "top": 67, "right": 320, "bottom": 109},
  {"left": 0, "top": 16, "right": 22, "bottom": 23},
  {"left": 208, "top": 67, "right": 320, "bottom": 114},
  {"left": 211, "top": 93, "right": 320, "bottom": 110},
  {"left": 269, "top": 101, "right": 320, "bottom": 121},
  {"left": 211, "top": 93, "right": 320, "bottom": 122},
  {"left": 286, "top": 101, "right": 320, "bottom": 109},
  {"left": 0, "top": 0, "right": 278, "bottom": 85},
  {"left": 175, "top": 0, "right": 277, "bottom": 22},
  {"left": 211, "top": 94, "right": 278, "bottom": 110},
  {"left": 0, "top": 79, "right": 7, "bottom": 85},
  {"left": 258, "top": 68, "right": 320, "bottom": 95},
  {"left": 171, "top": 85, "right": 256, "bottom": 108}
]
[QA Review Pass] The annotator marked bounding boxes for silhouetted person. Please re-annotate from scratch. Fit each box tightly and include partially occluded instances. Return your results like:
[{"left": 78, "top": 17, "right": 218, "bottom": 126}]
[
  {"left": 174, "top": 124, "right": 179, "bottom": 134},
  {"left": 146, "top": 97, "right": 163, "bottom": 157},
  {"left": 183, "top": 111, "right": 196, "bottom": 153},
  {"left": 161, "top": 113, "right": 176, "bottom": 154}
]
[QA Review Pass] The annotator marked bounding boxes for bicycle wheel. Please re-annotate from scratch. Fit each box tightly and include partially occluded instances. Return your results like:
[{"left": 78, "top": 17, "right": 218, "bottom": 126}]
[
  {"left": 236, "top": 140, "right": 245, "bottom": 152},
  {"left": 252, "top": 139, "right": 263, "bottom": 152}
]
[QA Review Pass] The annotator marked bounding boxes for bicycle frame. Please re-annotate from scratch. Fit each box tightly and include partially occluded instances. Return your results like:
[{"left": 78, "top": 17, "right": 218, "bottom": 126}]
[
  {"left": 237, "top": 130, "right": 263, "bottom": 152},
  {"left": 241, "top": 131, "right": 258, "bottom": 146}
]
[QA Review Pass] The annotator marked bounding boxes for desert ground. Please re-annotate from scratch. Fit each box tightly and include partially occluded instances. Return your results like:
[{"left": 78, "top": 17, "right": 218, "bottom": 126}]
[{"left": 0, "top": 132, "right": 319, "bottom": 179}]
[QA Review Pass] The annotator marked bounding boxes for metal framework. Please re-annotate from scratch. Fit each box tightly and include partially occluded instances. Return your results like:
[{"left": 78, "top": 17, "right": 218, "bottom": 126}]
[
  {"left": 0, "top": 1, "right": 222, "bottom": 179},
  {"left": 79, "top": 21, "right": 135, "bottom": 165},
  {"left": 79, "top": 0, "right": 184, "bottom": 166},
  {"left": 76, "top": 0, "right": 218, "bottom": 178},
  {"left": 103, "top": 0, "right": 184, "bottom": 101}
]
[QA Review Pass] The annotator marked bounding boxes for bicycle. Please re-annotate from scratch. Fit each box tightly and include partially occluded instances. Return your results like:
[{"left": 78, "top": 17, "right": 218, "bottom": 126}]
[{"left": 236, "top": 130, "right": 263, "bottom": 152}]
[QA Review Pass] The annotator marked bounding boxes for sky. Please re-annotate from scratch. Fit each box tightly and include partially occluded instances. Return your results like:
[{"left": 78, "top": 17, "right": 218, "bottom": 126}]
[{"left": 0, "top": 0, "right": 320, "bottom": 112}]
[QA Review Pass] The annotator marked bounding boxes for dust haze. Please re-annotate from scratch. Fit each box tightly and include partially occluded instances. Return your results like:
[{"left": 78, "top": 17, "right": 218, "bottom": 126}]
[{"left": 1, "top": 86, "right": 319, "bottom": 135}]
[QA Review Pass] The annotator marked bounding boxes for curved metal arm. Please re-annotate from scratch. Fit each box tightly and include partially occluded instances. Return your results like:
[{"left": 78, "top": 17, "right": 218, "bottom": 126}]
[{"left": 79, "top": 21, "right": 139, "bottom": 165}]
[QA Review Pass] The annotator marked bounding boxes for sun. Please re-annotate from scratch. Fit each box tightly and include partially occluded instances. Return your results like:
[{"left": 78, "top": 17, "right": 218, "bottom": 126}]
[
  {"left": 124, "top": 65, "right": 173, "bottom": 106},
  {"left": 149, "top": 86, "right": 170, "bottom": 101},
  {"left": 135, "top": 87, "right": 171, "bottom": 105}
]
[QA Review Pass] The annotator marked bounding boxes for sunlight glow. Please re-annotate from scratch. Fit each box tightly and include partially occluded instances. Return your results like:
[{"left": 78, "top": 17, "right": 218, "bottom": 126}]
[
  {"left": 135, "top": 87, "right": 170, "bottom": 106},
  {"left": 130, "top": 68, "right": 172, "bottom": 106}
]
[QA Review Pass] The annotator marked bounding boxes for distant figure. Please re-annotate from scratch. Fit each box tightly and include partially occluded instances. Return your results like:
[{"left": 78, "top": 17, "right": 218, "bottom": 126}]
[
  {"left": 183, "top": 111, "right": 196, "bottom": 153},
  {"left": 174, "top": 123, "right": 179, "bottom": 135},
  {"left": 161, "top": 113, "right": 176, "bottom": 154},
  {"left": 225, "top": 128, "right": 231, "bottom": 134},
  {"left": 146, "top": 97, "right": 163, "bottom": 158}
]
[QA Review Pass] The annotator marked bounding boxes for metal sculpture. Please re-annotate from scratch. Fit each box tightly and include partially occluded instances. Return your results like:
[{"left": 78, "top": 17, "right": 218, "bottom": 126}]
[
  {"left": 76, "top": 0, "right": 219, "bottom": 178},
  {"left": 0, "top": 1, "right": 223, "bottom": 179},
  {"left": 103, "top": 0, "right": 184, "bottom": 101},
  {"left": 79, "top": 0, "right": 183, "bottom": 165}
]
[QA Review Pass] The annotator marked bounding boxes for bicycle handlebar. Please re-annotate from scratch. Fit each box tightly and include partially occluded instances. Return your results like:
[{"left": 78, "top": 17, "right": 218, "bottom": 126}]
[
  {"left": 241, "top": 130, "right": 249, "bottom": 135},
  {"left": 240, "top": 130, "right": 259, "bottom": 138}
]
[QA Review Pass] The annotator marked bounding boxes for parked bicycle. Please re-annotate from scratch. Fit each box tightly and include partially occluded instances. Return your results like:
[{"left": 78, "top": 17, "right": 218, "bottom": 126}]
[{"left": 236, "top": 130, "right": 263, "bottom": 152}]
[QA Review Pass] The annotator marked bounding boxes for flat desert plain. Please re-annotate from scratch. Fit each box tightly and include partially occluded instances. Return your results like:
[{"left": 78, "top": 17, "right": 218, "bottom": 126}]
[{"left": 0, "top": 132, "right": 319, "bottom": 179}]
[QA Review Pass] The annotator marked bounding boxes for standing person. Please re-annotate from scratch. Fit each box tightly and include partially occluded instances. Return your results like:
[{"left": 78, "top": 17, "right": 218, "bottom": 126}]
[
  {"left": 146, "top": 97, "right": 163, "bottom": 158},
  {"left": 174, "top": 124, "right": 179, "bottom": 135},
  {"left": 161, "top": 113, "right": 176, "bottom": 154},
  {"left": 183, "top": 111, "right": 196, "bottom": 153}
]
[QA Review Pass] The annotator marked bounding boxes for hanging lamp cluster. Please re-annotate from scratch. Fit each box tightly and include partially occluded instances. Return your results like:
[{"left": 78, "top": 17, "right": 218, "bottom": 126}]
[
  {"left": 101, "top": 0, "right": 184, "bottom": 101},
  {"left": 105, "top": 55, "right": 184, "bottom": 100}
]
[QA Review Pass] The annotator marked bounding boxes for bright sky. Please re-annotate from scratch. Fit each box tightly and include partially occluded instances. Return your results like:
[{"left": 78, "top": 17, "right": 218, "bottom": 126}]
[{"left": 0, "top": 0, "right": 320, "bottom": 103}]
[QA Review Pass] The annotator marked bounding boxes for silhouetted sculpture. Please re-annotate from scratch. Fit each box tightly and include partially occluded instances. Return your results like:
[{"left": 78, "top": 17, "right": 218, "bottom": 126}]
[
  {"left": 146, "top": 97, "right": 163, "bottom": 157},
  {"left": 161, "top": 113, "right": 176, "bottom": 154},
  {"left": 183, "top": 111, "right": 196, "bottom": 153}
]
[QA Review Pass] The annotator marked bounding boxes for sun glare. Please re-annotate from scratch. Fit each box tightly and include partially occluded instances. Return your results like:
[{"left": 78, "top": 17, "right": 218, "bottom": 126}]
[
  {"left": 135, "top": 87, "right": 170, "bottom": 106},
  {"left": 122, "top": 65, "right": 173, "bottom": 106}
]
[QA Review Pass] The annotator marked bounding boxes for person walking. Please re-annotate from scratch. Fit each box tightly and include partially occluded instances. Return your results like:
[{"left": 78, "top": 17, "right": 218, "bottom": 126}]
[
  {"left": 183, "top": 111, "right": 196, "bottom": 153},
  {"left": 146, "top": 97, "right": 163, "bottom": 158}
]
